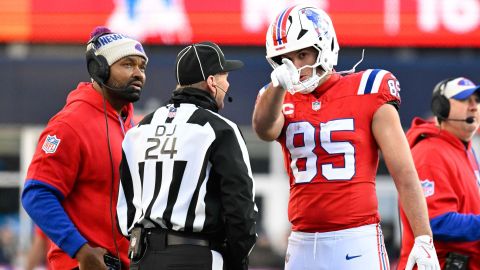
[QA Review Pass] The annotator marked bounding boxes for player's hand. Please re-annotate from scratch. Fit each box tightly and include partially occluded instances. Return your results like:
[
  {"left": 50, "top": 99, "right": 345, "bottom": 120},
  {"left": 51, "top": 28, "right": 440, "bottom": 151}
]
[
  {"left": 405, "top": 235, "right": 440, "bottom": 270},
  {"left": 76, "top": 243, "right": 108, "bottom": 270},
  {"left": 270, "top": 58, "right": 299, "bottom": 92}
]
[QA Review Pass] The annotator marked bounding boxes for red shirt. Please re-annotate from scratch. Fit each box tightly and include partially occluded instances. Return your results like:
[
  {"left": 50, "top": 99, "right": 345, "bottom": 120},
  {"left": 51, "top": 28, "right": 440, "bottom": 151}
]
[
  {"left": 26, "top": 83, "right": 132, "bottom": 269},
  {"left": 273, "top": 69, "right": 401, "bottom": 232},
  {"left": 398, "top": 118, "right": 480, "bottom": 270}
]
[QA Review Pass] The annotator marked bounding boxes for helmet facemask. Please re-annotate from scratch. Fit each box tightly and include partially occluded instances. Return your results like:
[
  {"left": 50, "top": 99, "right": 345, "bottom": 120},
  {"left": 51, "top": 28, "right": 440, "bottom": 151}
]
[{"left": 265, "top": 5, "right": 339, "bottom": 94}]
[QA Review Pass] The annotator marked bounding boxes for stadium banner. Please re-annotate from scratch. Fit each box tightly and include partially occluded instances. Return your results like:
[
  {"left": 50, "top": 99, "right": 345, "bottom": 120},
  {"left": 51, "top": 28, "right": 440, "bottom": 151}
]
[{"left": 0, "top": 0, "right": 479, "bottom": 47}]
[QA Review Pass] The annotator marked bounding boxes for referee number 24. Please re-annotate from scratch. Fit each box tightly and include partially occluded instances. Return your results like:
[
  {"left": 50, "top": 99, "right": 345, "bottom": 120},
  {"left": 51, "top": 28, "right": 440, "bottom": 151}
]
[
  {"left": 145, "top": 125, "right": 178, "bottom": 159},
  {"left": 286, "top": 119, "right": 355, "bottom": 183}
]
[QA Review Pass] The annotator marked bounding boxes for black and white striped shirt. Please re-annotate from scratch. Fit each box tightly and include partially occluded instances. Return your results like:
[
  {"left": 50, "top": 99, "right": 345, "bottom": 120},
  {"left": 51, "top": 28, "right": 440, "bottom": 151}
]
[{"left": 117, "top": 88, "right": 257, "bottom": 269}]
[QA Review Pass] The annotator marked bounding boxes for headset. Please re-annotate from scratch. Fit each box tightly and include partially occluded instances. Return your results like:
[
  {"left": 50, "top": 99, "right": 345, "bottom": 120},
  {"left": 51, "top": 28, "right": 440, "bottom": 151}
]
[
  {"left": 86, "top": 35, "right": 137, "bottom": 94},
  {"left": 431, "top": 78, "right": 454, "bottom": 121},
  {"left": 431, "top": 78, "right": 475, "bottom": 124},
  {"left": 213, "top": 78, "right": 233, "bottom": 103},
  {"left": 86, "top": 33, "right": 111, "bottom": 85}
]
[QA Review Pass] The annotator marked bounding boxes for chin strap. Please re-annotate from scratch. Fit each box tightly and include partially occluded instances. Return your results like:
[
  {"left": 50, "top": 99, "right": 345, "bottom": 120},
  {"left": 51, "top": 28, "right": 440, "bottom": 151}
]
[{"left": 334, "top": 49, "right": 365, "bottom": 75}]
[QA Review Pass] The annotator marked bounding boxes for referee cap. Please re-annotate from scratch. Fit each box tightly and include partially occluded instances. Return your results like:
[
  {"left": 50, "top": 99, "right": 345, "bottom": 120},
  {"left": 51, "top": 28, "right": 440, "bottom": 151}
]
[{"left": 175, "top": 41, "right": 244, "bottom": 86}]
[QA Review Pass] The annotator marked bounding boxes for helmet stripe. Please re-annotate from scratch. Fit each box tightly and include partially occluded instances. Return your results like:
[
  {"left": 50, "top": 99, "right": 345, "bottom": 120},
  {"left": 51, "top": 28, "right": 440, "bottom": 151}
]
[
  {"left": 274, "top": 9, "right": 287, "bottom": 46},
  {"left": 279, "top": 6, "right": 295, "bottom": 44},
  {"left": 272, "top": 13, "right": 282, "bottom": 46}
]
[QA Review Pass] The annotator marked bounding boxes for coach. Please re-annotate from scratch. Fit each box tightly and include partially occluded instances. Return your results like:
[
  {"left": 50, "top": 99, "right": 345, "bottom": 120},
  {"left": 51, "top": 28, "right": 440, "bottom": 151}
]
[
  {"left": 117, "top": 41, "right": 257, "bottom": 270},
  {"left": 399, "top": 77, "right": 480, "bottom": 269},
  {"left": 22, "top": 26, "right": 148, "bottom": 269}
]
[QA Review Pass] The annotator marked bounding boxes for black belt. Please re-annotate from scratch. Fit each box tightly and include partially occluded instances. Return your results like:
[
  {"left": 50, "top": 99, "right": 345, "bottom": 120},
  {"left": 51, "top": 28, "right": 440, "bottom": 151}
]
[
  {"left": 167, "top": 234, "right": 209, "bottom": 247},
  {"left": 147, "top": 229, "right": 210, "bottom": 248}
]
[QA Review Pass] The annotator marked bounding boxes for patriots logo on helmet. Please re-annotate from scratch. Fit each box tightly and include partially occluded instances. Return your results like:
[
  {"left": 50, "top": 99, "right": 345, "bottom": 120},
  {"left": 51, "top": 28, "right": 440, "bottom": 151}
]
[
  {"left": 301, "top": 8, "right": 330, "bottom": 40},
  {"left": 42, "top": 135, "right": 61, "bottom": 154}
]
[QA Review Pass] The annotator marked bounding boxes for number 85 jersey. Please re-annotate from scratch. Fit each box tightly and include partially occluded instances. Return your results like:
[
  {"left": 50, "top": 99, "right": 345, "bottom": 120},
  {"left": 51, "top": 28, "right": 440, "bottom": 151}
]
[{"left": 272, "top": 70, "right": 401, "bottom": 232}]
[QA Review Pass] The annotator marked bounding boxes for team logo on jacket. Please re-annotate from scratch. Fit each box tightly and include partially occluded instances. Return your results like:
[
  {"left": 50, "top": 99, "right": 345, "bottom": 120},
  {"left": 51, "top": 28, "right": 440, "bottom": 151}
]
[
  {"left": 312, "top": 101, "right": 321, "bottom": 111},
  {"left": 42, "top": 135, "right": 61, "bottom": 154},
  {"left": 420, "top": 179, "right": 435, "bottom": 197}
]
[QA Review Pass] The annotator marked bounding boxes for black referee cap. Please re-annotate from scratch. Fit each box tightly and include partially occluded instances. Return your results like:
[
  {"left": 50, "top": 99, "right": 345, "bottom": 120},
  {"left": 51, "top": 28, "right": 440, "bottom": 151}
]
[{"left": 175, "top": 41, "right": 244, "bottom": 86}]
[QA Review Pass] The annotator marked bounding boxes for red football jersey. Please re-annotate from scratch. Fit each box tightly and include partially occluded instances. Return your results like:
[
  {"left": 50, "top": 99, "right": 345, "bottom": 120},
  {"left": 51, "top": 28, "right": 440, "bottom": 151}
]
[{"left": 272, "top": 69, "right": 401, "bottom": 232}]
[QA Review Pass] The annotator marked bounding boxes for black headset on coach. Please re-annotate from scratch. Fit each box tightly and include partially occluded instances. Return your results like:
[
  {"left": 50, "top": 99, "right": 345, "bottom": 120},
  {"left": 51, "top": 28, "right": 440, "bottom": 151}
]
[
  {"left": 431, "top": 78, "right": 475, "bottom": 124},
  {"left": 86, "top": 33, "right": 142, "bottom": 102}
]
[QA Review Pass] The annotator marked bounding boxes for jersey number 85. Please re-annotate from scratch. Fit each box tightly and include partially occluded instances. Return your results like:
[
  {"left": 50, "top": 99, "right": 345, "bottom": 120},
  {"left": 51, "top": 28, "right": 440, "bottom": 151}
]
[{"left": 286, "top": 119, "right": 355, "bottom": 183}]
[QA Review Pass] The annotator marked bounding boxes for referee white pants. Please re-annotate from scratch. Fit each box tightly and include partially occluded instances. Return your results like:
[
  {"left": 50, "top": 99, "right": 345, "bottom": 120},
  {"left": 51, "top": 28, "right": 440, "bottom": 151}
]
[{"left": 285, "top": 223, "right": 390, "bottom": 270}]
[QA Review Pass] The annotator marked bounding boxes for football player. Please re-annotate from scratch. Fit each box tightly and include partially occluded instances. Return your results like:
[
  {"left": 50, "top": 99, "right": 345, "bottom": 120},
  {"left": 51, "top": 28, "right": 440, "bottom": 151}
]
[{"left": 252, "top": 4, "right": 440, "bottom": 270}]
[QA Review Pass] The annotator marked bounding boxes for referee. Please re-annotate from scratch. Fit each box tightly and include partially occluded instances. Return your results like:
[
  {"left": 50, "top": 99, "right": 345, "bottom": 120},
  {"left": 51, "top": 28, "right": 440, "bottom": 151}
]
[{"left": 117, "top": 41, "right": 257, "bottom": 270}]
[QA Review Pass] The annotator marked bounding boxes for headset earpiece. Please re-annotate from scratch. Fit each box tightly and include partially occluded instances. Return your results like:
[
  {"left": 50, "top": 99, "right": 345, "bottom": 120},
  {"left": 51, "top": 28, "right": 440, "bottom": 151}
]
[
  {"left": 431, "top": 78, "right": 453, "bottom": 120},
  {"left": 85, "top": 35, "right": 110, "bottom": 84},
  {"left": 431, "top": 92, "right": 450, "bottom": 120}
]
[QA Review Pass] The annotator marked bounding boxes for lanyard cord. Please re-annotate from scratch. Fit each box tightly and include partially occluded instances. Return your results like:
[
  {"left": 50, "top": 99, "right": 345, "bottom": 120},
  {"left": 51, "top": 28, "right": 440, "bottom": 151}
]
[{"left": 102, "top": 92, "right": 121, "bottom": 268}]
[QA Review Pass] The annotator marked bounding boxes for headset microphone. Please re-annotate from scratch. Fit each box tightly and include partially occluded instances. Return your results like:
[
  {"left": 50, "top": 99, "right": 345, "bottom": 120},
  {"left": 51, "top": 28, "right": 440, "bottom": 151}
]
[
  {"left": 439, "top": 116, "right": 475, "bottom": 124},
  {"left": 450, "top": 116, "right": 475, "bottom": 124},
  {"left": 100, "top": 81, "right": 138, "bottom": 94},
  {"left": 215, "top": 84, "right": 233, "bottom": 103},
  {"left": 100, "top": 81, "right": 142, "bottom": 103}
]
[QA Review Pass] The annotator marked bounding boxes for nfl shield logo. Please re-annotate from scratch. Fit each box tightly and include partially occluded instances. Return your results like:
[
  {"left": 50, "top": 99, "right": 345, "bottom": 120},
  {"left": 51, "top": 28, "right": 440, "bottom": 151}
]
[
  {"left": 420, "top": 179, "right": 435, "bottom": 197},
  {"left": 312, "top": 101, "right": 321, "bottom": 111},
  {"left": 168, "top": 106, "right": 177, "bottom": 118},
  {"left": 42, "top": 135, "right": 61, "bottom": 154}
]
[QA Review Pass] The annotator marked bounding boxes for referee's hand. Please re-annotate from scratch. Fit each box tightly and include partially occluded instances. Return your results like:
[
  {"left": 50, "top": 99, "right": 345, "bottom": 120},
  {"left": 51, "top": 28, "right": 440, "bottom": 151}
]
[{"left": 76, "top": 243, "right": 108, "bottom": 270}]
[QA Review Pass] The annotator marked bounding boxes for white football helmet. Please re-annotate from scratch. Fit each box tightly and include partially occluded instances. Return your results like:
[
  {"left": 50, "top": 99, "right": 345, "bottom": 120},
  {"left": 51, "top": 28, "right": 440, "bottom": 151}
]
[{"left": 266, "top": 4, "right": 339, "bottom": 94}]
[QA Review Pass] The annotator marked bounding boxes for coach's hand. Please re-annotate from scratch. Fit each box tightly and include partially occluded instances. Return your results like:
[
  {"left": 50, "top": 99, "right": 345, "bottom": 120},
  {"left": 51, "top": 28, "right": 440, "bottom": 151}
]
[
  {"left": 270, "top": 58, "right": 299, "bottom": 92},
  {"left": 76, "top": 243, "right": 108, "bottom": 270},
  {"left": 406, "top": 235, "right": 440, "bottom": 270}
]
